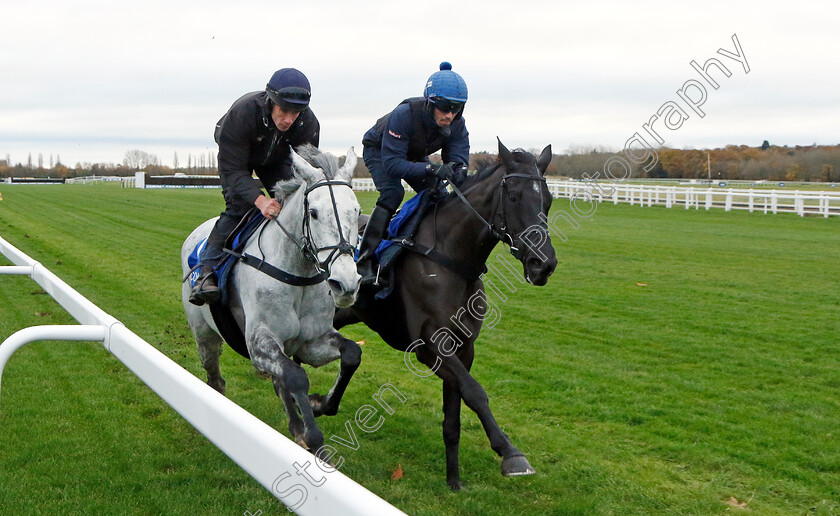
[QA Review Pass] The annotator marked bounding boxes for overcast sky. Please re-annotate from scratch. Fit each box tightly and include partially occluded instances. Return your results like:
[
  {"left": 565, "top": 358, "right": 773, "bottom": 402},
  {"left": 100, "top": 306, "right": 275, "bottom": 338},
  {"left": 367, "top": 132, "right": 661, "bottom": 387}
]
[{"left": 1, "top": 0, "right": 838, "bottom": 167}]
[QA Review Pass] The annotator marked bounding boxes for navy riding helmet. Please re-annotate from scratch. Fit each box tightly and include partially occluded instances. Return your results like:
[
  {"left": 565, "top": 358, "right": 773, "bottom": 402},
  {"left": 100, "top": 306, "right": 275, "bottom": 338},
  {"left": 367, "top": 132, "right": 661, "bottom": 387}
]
[
  {"left": 266, "top": 68, "right": 311, "bottom": 112},
  {"left": 423, "top": 62, "right": 468, "bottom": 113}
]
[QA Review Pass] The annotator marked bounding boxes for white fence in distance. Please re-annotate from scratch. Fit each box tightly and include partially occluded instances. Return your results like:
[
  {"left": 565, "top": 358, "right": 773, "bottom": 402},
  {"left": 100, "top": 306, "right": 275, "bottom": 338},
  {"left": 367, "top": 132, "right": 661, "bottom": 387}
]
[
  {"left": 0, "top": 234, "right": 405, "bottom": 516},
  {"left": 547, "top": 181, "right": 840, "bottom": 217},
  {"left": 27, "top": 175, "right": 839, "bottom": 217},
  {"left": 354, "top": 178, "right": 840, "bottom": 217}
]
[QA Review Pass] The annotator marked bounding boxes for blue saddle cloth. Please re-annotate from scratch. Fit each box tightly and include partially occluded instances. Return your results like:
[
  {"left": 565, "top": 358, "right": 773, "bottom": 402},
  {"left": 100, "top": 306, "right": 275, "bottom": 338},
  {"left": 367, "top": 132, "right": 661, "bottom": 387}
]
[
  {"left": 368, "top": 190, "right": 435, "bottom": 300},
  {"left": 376, "top": 190, "right": 428, "bottom": 260},
  {"left": 188, "top": 211, "right": 267, "bottom": 304},
  {"left": 187, "top": 211, "right": 267, "bottom": 360}
]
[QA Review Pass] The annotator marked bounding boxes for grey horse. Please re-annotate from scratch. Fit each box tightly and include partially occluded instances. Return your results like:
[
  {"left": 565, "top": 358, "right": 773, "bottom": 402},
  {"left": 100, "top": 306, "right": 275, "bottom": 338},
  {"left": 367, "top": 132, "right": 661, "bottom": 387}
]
[{"left": 181, "top": 145, "right": 361, "bottom": 453}]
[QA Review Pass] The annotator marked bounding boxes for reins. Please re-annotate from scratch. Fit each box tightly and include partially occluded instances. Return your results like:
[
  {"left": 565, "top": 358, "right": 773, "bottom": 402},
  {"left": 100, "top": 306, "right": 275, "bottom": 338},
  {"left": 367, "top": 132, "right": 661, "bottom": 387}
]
[{"left": 399, "top": 164, "right": 547, "bottom": 280}]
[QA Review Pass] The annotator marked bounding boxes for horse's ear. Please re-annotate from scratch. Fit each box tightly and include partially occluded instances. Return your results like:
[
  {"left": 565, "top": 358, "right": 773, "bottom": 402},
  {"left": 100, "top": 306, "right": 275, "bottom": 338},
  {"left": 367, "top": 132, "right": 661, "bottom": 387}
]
[
  {"left": 537, "top": 144, "right": 552, "bottom": 176},
  {"left": 290, "top": 145, "right": 322, "bottom": 185},
  {"left": 497, "top": 137, "right": 515, "bottom": 170},
  {"left": 338, "top": 147, "right": 357, "bottom": 182}
]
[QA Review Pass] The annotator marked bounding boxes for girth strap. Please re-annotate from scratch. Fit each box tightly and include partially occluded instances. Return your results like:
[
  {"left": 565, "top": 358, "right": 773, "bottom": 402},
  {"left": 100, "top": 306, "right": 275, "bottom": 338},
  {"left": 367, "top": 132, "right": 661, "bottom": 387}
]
[{"left": 239, "top": 253, "right": 327, "bottom": 286}]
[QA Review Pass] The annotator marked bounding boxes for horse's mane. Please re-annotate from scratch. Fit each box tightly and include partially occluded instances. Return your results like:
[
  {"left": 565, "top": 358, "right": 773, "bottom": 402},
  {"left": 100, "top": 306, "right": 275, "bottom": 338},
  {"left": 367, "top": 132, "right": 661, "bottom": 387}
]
[
  {"left": 456, "top": 148, "right": 537, "bottom": 191},
  {"left": 272, "top": 144, "right": 343, "bottom": 202},
  {"left": 296, "top": 143, "right": 338, "bottom": 180},
  {"left": 457, "top": 159, "right": 501, "bottom": 191},
  {"left": 273, "top": 175, "right": 304, "bottom": 203}
]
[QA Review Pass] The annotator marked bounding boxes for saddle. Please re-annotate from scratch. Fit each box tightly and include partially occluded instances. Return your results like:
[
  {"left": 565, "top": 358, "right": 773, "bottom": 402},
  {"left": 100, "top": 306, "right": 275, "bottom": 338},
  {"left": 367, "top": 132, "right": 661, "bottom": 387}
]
[
  {"left": 367, "top": 187, "right": 484, "bottom": 300},
  {"left": 187, "top": 209, "right": 267, "bottom": 359},
  {"left": 187, "top": 209, "right": 266, "bottom": 305}
]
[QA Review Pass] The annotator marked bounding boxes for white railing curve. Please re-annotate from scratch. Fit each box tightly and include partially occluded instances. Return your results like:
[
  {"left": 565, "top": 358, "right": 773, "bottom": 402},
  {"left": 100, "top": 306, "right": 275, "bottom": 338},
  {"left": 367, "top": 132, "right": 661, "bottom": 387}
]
[{"left": 0, "top": 234, "right": 405, "bottom": 516}]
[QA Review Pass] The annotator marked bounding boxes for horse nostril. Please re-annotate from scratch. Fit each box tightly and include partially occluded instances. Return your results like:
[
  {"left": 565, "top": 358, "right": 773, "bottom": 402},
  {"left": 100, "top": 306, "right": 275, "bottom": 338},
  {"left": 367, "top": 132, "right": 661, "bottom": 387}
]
[
  {"left": 526, "top": 257, "right": 543, "bottom": 271},
  {"left": 327, "top": 279, "right": 342, "bottom": 293}
]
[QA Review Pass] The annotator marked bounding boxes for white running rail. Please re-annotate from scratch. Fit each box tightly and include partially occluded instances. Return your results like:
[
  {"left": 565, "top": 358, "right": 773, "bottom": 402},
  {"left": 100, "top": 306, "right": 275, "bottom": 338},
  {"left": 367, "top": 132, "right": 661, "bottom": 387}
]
[
  {"left": 352, "top": 178, "right": 839, "bottom": 217},
  {"left": 546, "top": 181, "right": 840, "bottom": 217},
  {"left": 0, "top": 234, "right": 405, "bottom": 516}
]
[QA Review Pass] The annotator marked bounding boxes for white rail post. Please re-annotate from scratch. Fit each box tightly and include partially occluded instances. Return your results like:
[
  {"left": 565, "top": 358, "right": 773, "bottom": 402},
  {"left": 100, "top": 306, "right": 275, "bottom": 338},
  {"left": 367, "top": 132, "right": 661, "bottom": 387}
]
[{"left": 0, "top": 325, "right": 108, "bottom": 403}]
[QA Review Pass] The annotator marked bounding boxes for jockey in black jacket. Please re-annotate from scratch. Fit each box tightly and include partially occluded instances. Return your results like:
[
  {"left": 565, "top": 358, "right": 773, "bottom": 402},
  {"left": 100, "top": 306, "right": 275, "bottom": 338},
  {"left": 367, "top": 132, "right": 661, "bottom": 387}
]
[
  {"left": 189, "top": 68, "right": 320, "bottom": 306},
  {"left": 358, "top": 62, "right": 470, "bottom": 285}
]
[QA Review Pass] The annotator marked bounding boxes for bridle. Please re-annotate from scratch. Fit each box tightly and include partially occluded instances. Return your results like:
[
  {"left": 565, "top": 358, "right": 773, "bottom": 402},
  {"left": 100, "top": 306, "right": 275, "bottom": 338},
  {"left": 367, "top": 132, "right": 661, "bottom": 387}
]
[
  {"left": 237, "top": 177, "right": 354, "bottom": 286},
  {"left": 271, "top": 179, "right": 356, "bottom": 280},
  {"left": 448, "top": 166, "right": 548, "bottom": 260},
  {"left": 301, "top": 179, "right": 357, "bottom": 274},
  {"left": 393, "top": 162, "right": 549, "bottom": 282}
]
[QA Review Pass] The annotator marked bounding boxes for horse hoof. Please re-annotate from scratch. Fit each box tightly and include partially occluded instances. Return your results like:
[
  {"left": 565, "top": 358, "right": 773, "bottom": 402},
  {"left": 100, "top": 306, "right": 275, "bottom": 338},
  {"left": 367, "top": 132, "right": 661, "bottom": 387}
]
[
  {"left": 314, "top": 448, "right": 334, "bottom": 467},
  {"left": 501, "top": 454, "right": 536, "bottom": 477},
  {"left": 447, "top": 478, "right": 462, "bottom": 491},
  {"left": 207, "top": 380, "right": 225, "bottom": 396},
  {"left": 309, "top": 393, "right": 326, "bottom": 417}
]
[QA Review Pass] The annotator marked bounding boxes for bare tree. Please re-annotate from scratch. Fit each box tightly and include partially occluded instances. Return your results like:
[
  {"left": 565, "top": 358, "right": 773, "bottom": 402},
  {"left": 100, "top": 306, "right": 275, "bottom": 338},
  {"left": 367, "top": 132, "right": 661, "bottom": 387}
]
[
  {"left": 173, "top": 151, "right": 179, "bottom": 169},
  {"left": 123, "top": 149, "right": 162, "bottom": 169}
]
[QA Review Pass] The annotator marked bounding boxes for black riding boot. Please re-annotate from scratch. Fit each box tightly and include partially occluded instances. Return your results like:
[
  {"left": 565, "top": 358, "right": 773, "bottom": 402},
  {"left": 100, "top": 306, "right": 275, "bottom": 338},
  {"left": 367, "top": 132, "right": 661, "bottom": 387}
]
[
  {"left": 189, "top": 243, "right": 225, "bottom": 306},
  {"left": 356, "top": 205, "right": 393, "bottom": 285}
]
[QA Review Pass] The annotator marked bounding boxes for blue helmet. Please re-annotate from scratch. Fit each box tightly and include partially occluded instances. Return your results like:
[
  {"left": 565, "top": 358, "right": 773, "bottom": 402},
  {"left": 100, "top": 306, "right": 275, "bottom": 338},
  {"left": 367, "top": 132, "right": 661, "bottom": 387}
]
[
  {"left": 266, "top": 68, "right": 311, "bottom": 112},
  {"left": 423, "top": 62, "right": 468, "bottom": 103}
]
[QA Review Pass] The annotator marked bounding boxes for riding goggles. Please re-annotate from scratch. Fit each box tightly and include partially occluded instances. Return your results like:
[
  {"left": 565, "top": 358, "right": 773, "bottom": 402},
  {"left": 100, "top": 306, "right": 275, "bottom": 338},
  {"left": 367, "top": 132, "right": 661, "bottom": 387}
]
[
  {"left": 430, "top": 97, "right": 465, "bottom": 114},
  {"left": 267, "top": 86, "right": 311, "bottom": 112}
]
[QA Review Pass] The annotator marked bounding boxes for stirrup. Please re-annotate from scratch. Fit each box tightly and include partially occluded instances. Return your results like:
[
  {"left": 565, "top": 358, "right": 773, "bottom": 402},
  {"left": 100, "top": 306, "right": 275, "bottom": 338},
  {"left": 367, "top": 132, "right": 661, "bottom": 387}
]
[
  {"left": 359, "top": 264, "right": 381, "bottom": 286},
  {"left": 189, "top": 274, "right": 221, "bottom": 306}
]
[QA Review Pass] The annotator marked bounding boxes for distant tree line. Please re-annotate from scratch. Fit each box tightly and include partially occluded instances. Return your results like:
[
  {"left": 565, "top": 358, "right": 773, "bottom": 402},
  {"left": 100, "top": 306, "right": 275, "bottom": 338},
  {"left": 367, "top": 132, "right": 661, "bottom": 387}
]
[
  {"left": 531, "top": 142, "right": 840, "bottom": 182},
  {"left": 0, "top": 149, "right": 219, "bottom": 179},
  {"left": 3, "top": 142, "right": 839, "bottom": 182}
]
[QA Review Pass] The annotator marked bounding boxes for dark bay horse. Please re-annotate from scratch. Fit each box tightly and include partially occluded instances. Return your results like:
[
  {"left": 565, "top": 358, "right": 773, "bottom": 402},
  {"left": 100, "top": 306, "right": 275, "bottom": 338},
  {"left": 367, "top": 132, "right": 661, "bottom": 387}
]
[{"left": 335, "top": 139, "right": 557, "bottom": 490}]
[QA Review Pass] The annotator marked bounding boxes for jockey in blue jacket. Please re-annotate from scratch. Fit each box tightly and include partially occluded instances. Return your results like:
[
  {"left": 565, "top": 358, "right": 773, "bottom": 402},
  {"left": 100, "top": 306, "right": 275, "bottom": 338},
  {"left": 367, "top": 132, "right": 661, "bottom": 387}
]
[{"left": 358, "top": 62, "right": 470, "bottom": 284}]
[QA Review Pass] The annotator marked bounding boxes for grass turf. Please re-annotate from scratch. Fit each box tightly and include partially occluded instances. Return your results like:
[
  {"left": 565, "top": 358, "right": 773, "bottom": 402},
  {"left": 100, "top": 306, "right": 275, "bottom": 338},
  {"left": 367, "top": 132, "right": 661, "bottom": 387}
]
[{"left": 0, "top": 183, "right": 837, "bottom": 515}]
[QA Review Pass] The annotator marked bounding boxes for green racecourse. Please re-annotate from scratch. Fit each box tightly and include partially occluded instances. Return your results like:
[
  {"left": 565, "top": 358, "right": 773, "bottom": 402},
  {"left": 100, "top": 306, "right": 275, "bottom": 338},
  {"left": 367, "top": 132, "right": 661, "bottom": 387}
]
[{"left": 0, "top": 183, "right": 837, "bottom": 515}]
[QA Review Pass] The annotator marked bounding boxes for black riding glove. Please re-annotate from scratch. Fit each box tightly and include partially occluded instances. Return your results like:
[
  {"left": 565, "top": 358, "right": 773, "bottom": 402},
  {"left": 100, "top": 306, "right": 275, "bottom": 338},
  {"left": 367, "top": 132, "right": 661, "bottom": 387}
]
[
  {"left": 451, "top": 163, "right": 467, "bottom": 185},
  {"left": 426, "top": 163, "right": 454, "bottom": 181}
]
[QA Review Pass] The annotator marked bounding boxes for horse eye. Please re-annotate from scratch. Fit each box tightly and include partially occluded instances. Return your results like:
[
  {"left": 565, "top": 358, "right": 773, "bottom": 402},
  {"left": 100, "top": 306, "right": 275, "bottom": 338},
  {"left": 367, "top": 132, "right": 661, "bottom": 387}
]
[
  {"left": 508, "top": 193, "right": 520, "bottom": 202},
  {"left": 309, "top": 209, "right": 319, "bottom": 220}
]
